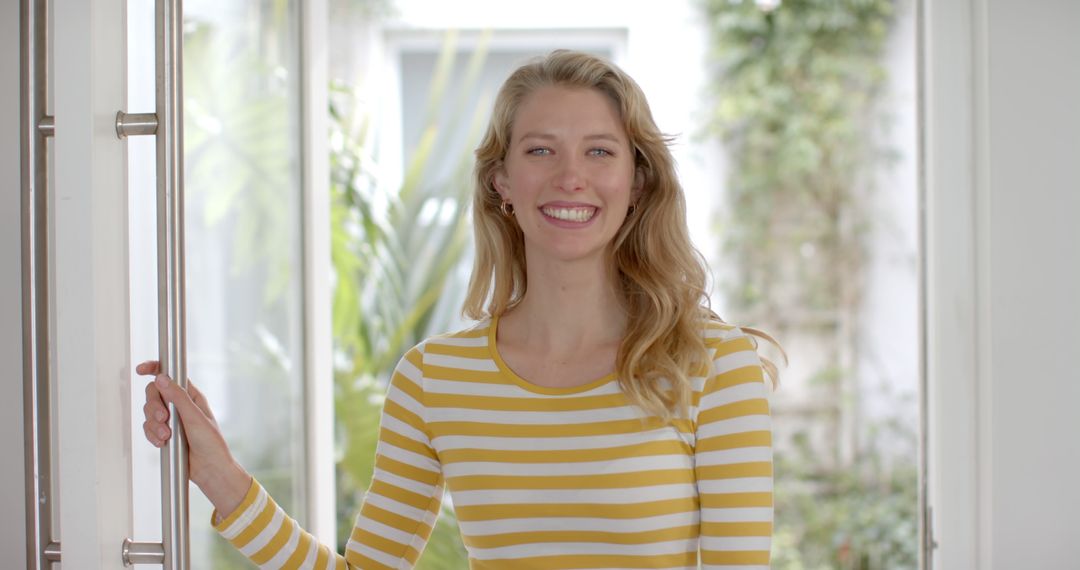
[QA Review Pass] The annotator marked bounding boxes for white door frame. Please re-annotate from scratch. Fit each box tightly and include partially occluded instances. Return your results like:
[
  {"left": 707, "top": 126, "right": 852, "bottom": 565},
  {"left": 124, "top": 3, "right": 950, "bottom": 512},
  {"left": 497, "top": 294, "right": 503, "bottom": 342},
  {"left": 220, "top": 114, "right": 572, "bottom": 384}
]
[
  {"left": 922, "top": 0, "right": 988, "bottom": 568},
  {"left": 52, "top": 0, "right": 134, "bottom": 567},
  {"left": 300, "top": 0, "right": 336, "bottom": 545}
]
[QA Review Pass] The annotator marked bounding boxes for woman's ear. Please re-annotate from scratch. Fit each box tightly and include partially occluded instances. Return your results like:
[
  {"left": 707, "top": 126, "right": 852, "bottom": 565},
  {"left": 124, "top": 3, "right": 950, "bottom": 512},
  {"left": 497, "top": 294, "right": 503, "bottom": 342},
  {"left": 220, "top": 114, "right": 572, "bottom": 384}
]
[{"left": 492, "top": 163, "right": 510, "bottom": 199}]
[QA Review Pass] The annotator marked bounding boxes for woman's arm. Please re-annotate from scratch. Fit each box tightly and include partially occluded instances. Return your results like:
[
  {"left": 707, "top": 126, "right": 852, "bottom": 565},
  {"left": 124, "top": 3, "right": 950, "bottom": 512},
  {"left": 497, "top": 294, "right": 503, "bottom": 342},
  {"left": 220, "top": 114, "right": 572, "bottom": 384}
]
[
  {"left": 694, "top": 327, "right": 774, "bottom": 569},
  {"left": 140, "top": 346, "right": 444, "bottom": 569}
]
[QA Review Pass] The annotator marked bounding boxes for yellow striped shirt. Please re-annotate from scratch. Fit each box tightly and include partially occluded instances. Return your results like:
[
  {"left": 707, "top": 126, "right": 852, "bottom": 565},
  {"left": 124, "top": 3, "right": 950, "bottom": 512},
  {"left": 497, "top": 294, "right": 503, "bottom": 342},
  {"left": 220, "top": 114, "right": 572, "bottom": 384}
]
[{"left": 214, "top": 318, "right": 773, "bottom": 569}]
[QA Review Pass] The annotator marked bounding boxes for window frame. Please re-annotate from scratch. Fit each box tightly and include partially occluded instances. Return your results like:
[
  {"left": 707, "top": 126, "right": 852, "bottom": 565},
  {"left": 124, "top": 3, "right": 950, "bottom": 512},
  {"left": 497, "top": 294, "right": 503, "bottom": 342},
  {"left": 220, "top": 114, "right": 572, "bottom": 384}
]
[{"left": 921, "top": 0, "right": 989, "bottom": 568}]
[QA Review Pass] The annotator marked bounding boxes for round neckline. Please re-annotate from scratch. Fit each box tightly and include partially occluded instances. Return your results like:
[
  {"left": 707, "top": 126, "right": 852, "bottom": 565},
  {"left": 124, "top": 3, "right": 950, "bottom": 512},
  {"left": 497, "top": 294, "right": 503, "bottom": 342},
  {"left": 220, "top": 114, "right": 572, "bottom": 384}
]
[{"left": 487, "top": 313, "right": 618, "bottom": 395}]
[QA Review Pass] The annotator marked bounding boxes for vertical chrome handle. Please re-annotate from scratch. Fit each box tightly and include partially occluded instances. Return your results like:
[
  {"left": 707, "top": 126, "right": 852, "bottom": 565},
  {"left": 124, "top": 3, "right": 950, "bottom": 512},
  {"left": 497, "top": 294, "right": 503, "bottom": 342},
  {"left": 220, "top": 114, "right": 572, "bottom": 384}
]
[
  {"left": 157, "top": 0, "right": 190, "bottom": 567},
  {"left": 119, "top": 0, "right": 189, "bottom": 568},
  {"left": 21, "top": 0, "right": 58, "bottom": 566}
]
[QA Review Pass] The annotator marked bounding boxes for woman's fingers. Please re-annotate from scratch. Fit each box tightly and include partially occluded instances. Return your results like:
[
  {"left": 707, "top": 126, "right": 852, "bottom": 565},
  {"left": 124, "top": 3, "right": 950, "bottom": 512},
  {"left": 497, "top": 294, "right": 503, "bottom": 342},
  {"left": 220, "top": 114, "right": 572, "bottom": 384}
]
[
  {"left": 143, "top": 399, "right": 168, "bottom": 423},
  {"left": 154, "top": 374, "right": 210, "bottom": 431},
  {"left": 141, "top": 371, "right": 222, "bottom": 453},
  {"left": 147, "top": 374, "right": 240, "bottom": 493},
  {"left": 143, "top": 419, "right": 170, "bottom": 447},
  {"left": 143, "top": 379, "right": 169, "bottom": 421},
  {"left": 142, "top": 379, "right": 171, "bottom": 447},
  {"left": 139, "top": 363, "right": 208, "bottom": 421},
  {"left": 135, "top": 360, "right": 160, "bottom": 376}
]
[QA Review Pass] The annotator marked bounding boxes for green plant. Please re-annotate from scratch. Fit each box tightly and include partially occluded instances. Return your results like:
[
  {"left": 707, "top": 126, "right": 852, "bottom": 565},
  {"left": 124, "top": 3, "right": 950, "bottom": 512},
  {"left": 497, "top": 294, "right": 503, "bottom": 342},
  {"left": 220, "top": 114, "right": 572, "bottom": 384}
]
[
  {"left": 702, "top": 0, "right": 894, "bottom": 318},
  {"left": 773, "top": 414, "right": 918, "bottom": 570}
]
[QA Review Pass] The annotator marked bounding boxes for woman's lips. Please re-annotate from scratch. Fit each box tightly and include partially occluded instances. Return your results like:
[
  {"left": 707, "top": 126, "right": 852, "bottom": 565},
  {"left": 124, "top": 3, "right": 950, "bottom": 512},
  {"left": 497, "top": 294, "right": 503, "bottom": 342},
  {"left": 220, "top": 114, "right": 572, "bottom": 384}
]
[{"left": 540, "top": 205, "right": 598, "bottom": 223}]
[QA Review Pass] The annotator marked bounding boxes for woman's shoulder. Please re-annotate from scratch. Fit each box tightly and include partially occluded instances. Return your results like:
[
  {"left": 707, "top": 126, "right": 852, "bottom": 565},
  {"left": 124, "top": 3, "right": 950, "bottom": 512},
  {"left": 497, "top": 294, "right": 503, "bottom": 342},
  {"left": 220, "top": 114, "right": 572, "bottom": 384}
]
[
  {"left": 390, "top": 320, "right": 494, "bottom": 380},
  {"left": 409, "top": 318, "right": 494, "bottom": 354},
  {"left": 700, "top": 316, "right": 758, "bottom": 349},
  {"left": 700, "top": 316, "right": 784, "bottom": 387}
]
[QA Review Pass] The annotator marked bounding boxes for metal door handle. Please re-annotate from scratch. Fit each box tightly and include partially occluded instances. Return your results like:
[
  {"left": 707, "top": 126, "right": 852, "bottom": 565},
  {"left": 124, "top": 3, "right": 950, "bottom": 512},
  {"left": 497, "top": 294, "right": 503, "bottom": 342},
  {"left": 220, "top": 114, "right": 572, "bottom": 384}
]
[
  {"left": 21, "top": 0, "right": 58, "bottom": 565},
  {"left": 119, "top": 0, "right": 190, "bottom": 567}
]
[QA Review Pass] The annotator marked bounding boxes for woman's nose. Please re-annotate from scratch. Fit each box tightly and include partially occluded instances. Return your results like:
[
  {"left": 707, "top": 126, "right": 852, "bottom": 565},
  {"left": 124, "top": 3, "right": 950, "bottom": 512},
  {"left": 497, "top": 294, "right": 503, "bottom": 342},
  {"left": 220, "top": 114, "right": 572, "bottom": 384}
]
[{"left": 554, "top": 155, "right": 585, "bottom": 192}]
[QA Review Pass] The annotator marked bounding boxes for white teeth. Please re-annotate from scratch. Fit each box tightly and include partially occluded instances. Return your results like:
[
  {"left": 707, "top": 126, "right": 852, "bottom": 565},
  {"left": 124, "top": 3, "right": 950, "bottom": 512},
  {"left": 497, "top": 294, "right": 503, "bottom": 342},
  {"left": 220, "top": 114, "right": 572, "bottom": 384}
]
[{"left": 541, "top": 207, "right": 596, "bottom": 222}]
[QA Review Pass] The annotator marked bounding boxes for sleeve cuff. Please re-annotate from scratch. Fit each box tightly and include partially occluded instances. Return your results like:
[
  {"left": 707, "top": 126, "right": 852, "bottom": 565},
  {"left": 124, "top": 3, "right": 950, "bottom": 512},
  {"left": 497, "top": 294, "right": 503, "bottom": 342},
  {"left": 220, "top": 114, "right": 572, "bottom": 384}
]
[{"left": 210, "top": 476, "right": 261, "bottom": 532}]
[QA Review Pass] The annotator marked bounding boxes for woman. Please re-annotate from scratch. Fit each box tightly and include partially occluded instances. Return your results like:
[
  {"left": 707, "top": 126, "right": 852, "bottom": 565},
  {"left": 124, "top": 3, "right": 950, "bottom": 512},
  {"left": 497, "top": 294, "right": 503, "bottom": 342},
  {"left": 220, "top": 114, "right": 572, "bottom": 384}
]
[{"left": 140, "top": 49, "right": 778, "bottom": 569}]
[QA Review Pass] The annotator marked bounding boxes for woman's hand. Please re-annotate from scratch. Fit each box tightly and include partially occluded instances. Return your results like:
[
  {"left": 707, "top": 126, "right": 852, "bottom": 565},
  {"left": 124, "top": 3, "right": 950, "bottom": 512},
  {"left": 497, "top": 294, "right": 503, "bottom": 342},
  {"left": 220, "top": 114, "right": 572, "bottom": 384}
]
[{"left": 137, "top": 360, "right": 252, "bottom": 520}]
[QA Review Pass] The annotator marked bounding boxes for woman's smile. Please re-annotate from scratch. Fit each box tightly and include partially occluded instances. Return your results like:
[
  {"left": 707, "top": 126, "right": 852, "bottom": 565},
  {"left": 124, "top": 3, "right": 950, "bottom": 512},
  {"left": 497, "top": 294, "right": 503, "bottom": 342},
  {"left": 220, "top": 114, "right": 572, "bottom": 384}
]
[{"left": 539, "top": 202, "right": 599, "bottom": 225}]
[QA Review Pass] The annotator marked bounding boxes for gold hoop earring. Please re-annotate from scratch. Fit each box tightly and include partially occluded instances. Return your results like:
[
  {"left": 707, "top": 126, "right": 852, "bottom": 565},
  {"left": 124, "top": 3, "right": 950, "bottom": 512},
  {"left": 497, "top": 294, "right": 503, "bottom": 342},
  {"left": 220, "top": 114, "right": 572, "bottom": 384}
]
[{"left": 500, "top": 201, "right": 515, "bottom": 217}]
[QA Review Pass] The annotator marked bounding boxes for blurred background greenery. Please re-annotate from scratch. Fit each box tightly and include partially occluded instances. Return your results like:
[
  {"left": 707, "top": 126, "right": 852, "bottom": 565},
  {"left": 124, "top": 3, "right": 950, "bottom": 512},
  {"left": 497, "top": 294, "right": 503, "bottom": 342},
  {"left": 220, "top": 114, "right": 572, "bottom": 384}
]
[{"left": 701, "top": 1, "right": 916, "bottom": 568}]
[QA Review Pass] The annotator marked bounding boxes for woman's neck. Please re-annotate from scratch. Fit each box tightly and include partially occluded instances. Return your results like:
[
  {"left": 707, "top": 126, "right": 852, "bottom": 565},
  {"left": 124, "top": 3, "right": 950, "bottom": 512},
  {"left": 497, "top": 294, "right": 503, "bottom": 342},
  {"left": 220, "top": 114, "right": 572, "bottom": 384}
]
[{"left": 500, "top": 254, "right": 627, "bottom": 354}]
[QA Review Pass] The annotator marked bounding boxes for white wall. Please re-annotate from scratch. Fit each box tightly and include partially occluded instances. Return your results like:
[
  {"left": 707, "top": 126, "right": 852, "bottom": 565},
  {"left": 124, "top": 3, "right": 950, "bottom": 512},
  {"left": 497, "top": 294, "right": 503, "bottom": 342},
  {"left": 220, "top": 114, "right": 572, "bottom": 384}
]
[
  {"left": 927, "top": 1, "right": 1080, "bottom": 568},
  {"left": 859, "top": 0, "right": 919, "bottom": 445},
  {"left": 982, "top": 1, "right": 1080, "bottom": 567},
  {"left": 0, "top": 0, "right": 29, "bottom": 567}
]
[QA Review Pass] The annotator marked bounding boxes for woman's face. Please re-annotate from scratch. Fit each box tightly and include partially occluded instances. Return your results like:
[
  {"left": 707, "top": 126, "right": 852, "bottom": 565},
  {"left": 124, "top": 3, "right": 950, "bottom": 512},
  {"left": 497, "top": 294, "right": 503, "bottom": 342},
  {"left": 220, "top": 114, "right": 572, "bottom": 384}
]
[{"left": 494, "top": 85, "right": 641, "bottom": 267}]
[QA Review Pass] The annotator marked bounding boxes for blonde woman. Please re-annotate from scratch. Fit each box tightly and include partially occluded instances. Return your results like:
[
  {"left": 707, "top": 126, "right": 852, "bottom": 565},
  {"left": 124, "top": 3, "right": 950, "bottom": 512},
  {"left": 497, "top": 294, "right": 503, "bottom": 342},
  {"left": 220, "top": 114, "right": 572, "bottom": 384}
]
[{"left": 140, "top": 50, "right": 778, "bottom": 569}]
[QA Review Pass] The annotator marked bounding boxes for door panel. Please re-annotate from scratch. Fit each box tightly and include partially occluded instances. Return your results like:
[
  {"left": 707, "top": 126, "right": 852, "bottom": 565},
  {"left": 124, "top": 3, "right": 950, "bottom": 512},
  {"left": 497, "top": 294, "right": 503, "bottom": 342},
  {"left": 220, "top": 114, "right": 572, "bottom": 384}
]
[
  {"left": 127, "top": 1, "right": 309, "bottom": 568},
  {"left": 25, "top": 0, "right": 310, "bottom": 566}
]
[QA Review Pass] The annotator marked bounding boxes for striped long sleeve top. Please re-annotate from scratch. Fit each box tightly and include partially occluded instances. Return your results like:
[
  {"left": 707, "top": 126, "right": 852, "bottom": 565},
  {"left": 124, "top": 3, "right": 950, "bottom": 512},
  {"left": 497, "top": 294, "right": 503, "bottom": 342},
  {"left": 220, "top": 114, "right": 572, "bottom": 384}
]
[{"left": 213, "top": 317, "right": 773, "bottom": 569}]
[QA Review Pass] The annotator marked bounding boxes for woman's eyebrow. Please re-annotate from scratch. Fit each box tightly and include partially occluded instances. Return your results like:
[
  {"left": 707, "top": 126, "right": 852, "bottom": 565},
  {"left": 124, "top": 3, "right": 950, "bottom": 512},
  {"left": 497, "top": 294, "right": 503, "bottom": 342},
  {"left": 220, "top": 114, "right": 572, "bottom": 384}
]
[
  {"left": 517, "top": 132, "right": 555, "bottom": 143},
  {"left": 584, "top": 133, "right": 622, "bottom": 143},
  {"left": 517, "top": 132, "right": 624, "bottom": 143}
]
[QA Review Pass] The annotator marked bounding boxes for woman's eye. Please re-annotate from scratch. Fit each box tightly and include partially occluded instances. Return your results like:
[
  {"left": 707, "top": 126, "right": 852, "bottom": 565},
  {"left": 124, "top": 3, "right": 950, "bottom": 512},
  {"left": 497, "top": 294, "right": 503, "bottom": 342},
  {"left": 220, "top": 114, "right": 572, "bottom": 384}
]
[
  {"left": 588, "top": 148, "right": 613, "bottom": 157},
  {"left": 527, "top": 147, "right": 552, "bottom": 156}
]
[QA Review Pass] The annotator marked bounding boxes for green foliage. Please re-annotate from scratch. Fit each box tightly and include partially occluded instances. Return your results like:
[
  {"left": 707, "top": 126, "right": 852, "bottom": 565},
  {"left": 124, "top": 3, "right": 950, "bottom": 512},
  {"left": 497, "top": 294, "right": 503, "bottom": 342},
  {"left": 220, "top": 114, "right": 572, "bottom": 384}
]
[
  {"left": 330, "top": 33, "right": 487, "bottom": 569},
  {"left": 702, "top": 0, "right": 894, "bottom": 317},
  {"left": 702, "top": 1, "right": 916, "bottom": 568},
  {"left": 773, "top": 416, "right": 918, "bottom": 570}
]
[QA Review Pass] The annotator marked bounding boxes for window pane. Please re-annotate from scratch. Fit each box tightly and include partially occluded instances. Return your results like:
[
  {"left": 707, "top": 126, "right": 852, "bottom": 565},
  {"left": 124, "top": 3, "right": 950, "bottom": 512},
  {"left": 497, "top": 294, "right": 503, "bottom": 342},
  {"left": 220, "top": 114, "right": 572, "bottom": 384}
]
[
  {"left": 699, "top": 1, "right": 920, "bottom": 567},
  {"left": 128, "top": 1, "right": 306, "bottom": 568},
  {"left": 327, "top": 3, "right": 920, "bottom": 569},
  {"left": 185, "top": 1, "right": 306, "bottom": 566}
]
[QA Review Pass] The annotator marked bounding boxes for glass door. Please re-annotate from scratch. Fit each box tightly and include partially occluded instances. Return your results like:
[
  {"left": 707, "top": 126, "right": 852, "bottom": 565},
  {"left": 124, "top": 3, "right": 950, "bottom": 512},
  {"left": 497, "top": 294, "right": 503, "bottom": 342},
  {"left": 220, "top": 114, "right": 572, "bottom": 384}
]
[
  {"left": 18, "top": 0, "right": 316, "bottom": 566},
  {"left": 127, "top": 0, "right": 311, "bottom": 568}
]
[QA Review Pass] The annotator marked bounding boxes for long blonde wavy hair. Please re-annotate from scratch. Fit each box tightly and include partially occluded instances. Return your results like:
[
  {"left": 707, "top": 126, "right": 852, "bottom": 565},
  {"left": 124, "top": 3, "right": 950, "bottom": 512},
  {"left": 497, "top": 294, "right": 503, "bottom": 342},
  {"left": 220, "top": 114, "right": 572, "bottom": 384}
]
[{"left": 464, "top": 50, "right": 778, "bottom": 420}]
